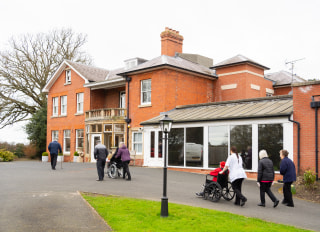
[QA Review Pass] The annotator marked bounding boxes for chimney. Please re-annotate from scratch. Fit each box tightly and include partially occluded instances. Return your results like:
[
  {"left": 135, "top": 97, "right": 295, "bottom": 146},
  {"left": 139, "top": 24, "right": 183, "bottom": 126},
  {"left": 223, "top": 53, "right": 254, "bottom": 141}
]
[{"left": 160, "top": 27, "right": 184, "bottom": 56}]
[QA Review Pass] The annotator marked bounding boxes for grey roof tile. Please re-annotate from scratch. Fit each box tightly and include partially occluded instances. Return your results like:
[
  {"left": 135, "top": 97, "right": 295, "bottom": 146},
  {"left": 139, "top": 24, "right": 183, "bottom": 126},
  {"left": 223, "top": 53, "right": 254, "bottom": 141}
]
[
  {"left": 265, "top": 70, "right": 306, "bottom": 86},
  {"left": 141, "top": 95, "right": 293, "bottom": 125},
  {"left": 212, "top": 54, "right": 269, "bottom": 70},
  {"left": 65, "top": 60, "right": 109, "bottom": 82},
  {"left": 118, "top": 55, "right": 217, "bottom": 78}
]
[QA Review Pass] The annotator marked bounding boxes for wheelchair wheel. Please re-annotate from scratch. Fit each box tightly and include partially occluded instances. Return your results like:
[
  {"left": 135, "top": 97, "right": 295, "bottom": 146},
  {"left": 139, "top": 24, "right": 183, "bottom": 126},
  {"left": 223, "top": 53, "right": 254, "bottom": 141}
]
[
  {"left": 205, "top": 182, "right": 222, "bottom": 202},
  {"left": 107, "top": 163, "right": 118, "bottom": 179},
  {"left": 222, "top": 181, "right": 235, "bottom": 201}
]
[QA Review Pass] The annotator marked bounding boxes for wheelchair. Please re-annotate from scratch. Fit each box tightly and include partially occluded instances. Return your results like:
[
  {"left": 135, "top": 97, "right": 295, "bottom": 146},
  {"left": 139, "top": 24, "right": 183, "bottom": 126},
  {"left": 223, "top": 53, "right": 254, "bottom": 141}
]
[
  {"left": 202, "top": 173, "right": 235, "bottom": 202},
  {"left": 107, "top": 153, "right": 123, "bottom": 179}
]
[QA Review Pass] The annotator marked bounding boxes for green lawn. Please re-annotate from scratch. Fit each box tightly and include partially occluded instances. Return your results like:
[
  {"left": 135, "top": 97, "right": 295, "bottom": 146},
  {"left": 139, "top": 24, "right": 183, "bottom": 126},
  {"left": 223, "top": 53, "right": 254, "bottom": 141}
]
[{"left": 81, "top": 193, "right": 311, "bottom": 232}]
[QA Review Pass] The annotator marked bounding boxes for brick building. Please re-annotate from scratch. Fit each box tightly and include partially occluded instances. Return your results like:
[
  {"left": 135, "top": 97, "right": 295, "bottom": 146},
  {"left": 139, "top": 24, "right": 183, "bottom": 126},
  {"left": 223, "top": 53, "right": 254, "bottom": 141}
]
[{"left": 43, "top": 27, "right": 320, "bottom": 179}]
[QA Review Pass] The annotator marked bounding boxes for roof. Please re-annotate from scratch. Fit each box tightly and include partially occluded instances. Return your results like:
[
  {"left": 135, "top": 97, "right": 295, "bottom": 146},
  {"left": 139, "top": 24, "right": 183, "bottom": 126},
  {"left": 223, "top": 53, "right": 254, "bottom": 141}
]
[
  {"left": 43, "top": 60, "right": 110, "bottom": 93},
  {"left": 118, "top": 55, "right": 217, "bottom": 79},
  {"left": 84, "top": 67, "right": 126, "bottom": 90},
  {"left": 211, "top": 54, "right": 269, "bottom": 70},
  {"left": 265, "top": 70, "right": 306, "bottom": 86},
  {"left": 65, "top": 60, "right": 109, "bottom": 82},
  {"left": 141, "top": 95, "right": 293, "bottom": 125}
]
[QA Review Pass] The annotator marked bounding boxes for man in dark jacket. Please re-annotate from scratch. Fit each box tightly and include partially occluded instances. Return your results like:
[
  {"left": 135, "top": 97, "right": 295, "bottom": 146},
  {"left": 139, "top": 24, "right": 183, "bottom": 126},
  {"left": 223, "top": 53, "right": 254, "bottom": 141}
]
[
  {"left": 48, "top": 140, "right": 62, "bottom": 170},
  {"left": 94, "top": 140, "right": 108, "bottom": 181},
  {"left": 280, "top": 149, "right": 296, "bottom": 207},
  {"left": 116, "top": 142, "right": 131, "bottom": 181},
  {"left": 257, "top": 150, "right": 279, "bottom": 207}
]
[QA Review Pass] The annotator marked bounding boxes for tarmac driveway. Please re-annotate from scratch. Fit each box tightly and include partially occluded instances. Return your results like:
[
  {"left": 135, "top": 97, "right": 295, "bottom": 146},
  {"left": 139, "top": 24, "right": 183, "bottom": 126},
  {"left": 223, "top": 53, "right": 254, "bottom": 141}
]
[{"left": 0, "top": 161, "right": 319, "bottom": 231}]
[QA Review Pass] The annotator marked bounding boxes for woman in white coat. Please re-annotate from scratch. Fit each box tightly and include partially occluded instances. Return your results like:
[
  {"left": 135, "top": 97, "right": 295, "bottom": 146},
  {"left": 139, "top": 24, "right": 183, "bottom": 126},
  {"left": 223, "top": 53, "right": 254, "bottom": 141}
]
[{"left": 220, "top": 146, "right": 247, "bottom": 206}]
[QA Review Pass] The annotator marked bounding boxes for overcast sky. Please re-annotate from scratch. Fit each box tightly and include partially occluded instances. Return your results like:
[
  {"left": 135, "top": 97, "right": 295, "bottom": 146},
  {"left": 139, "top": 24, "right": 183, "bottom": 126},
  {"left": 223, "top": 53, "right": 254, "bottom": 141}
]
[{"left": 0, "top": 0, "right": 320, "bottom": 144}]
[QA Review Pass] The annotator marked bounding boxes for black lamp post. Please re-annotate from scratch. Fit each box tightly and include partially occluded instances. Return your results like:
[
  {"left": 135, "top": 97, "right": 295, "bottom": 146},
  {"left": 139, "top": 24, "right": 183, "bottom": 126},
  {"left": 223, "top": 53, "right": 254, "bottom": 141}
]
[{"left": 159, "top": 114, "right": 173, "bottom": 217}]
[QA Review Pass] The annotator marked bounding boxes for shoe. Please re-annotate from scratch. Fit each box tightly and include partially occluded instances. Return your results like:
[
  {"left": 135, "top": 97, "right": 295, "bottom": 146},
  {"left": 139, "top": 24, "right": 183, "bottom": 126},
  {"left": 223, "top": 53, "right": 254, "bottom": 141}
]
[
  {"left": 240, "top": 198, "right": 247, "bottom": 207},
  {"left": 196, "top": 192, "right": 204, "bottom": 197},
  {"left": 257, "top": 203, "right": 265, "bottom": 207},
  {"left": 96, "top": 179, "right": 102, "bottom": 181},
  {"left": 234, "top": 202, "right": 240, "bottom": 206},
  {"left": 274, "top": 200, "right": 279, "bottom": 208},
  {"left": 281, "top": 199, "right": 288, "bottom": 205},
  {"left": 286, "top": 203, "right": 294, "bottom": 207},
  {"left": 52, "top": 168, "right": 56, "bottom": 170},
  {"left": 126, "top": 179, "right": 131, "bottom": 181}
]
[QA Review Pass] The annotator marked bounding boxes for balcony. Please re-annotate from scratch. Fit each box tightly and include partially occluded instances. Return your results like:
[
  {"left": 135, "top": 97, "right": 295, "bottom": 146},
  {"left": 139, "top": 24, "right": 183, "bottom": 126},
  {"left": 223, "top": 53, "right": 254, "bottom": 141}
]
[{"left": 85, "top": 108, "right": 127, "bottom": 122}]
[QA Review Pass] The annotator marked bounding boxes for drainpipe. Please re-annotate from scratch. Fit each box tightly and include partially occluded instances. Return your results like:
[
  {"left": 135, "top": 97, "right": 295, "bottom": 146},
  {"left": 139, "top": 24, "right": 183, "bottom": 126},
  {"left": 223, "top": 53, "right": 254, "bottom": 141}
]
[
  {"left": 311, "top": 95, "right": 320, "bottom": 180},
  {"left": 125, "top": 76, "right": 132, "bottom": 148},
  {"left": 288, "top": 115, "right": 301, "bottom": 175}
]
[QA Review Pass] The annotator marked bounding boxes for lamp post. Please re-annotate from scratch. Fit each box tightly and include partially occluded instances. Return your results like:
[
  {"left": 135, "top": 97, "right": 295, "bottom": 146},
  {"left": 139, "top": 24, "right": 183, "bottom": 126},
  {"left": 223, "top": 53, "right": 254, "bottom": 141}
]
[{"left": 159, "top": 114, "right": 173, "bottom": 217}]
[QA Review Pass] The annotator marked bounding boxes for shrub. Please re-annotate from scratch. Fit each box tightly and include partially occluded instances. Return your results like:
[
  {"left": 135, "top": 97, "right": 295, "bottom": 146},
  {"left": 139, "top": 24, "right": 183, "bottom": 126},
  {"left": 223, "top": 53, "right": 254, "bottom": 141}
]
[
  {"left": 42, "top": 152, "right": 48, "bottom": 156},
  {"left": 74, "top": 151, "right": 79, "bottom": 156},
  {"left": 0, "top": 149, "right": 16, "bottom": 162},
  {"left": 58, "top": 152, "right": 63, "bottom": 156},
  {"left": 303, "top": 169, "right": 317, "bottom": 189},
  {"left": 23, "top": 144, "right": 38, "bottom": 159}
]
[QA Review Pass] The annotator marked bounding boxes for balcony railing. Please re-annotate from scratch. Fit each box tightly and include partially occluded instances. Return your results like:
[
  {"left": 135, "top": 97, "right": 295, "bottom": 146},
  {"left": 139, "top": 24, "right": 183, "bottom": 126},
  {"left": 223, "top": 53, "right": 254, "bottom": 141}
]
[{"left": 85, "top": 108, "right": 127, "bottom": 121}]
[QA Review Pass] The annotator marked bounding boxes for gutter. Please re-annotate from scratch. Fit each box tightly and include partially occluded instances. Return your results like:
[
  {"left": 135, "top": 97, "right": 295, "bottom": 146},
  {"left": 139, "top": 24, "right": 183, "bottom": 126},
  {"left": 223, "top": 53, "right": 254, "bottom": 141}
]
[
  {"left": 288, "top": 115, "right": 301, "bottom": 175},
  {"left": 125, "top": 76, "right": 132, "bottom": 148}
]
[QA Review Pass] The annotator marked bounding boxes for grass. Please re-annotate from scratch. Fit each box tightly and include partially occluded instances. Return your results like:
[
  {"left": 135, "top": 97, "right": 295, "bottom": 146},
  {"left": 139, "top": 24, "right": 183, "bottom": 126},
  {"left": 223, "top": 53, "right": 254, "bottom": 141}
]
[{"left": 81, "top": 193, "right": 311, "bottom": 232}]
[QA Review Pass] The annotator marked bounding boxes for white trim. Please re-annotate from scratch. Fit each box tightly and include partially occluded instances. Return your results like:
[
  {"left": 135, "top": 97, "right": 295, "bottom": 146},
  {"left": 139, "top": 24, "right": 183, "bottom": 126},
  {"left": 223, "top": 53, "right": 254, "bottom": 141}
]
[
  {"left": 218, "top": 70, "right": 264, "bottom": 78},
  {"left": 42, "top": 60, "right": 89, "bottom": 93},
  {"left": 251, "top": 84, "right": 260, "bottom": 90},
  {"left": 266, "top": 88, "right": 275, "bottom": 94},
  {"left": 221, "top": 84, "right": 237, "bottom": 90}
]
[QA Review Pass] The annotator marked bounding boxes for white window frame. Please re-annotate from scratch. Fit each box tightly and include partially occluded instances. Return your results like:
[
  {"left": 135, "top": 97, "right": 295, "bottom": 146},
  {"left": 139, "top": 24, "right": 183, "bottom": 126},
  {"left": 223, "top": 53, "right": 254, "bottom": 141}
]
[
  {"left": 63, "top": 130, "right": 71, "bottom": 154},
  {"left": 65, "top": 69, "right": 71, "bottom": 84},
  {"left": 76, "top": 93, "right": 84, "bottom": 114},
  {"left": 141, "top": 79, "right": 151, "bottom": 105},
  {"left": 76, "top": 129, "right": 84, "bottom": 152},
  {"left": 61, "top": 96, "right": 67, "bottom": 116},
  {"left": 133, "top": 132, "right": 143, "bottom": 154},
  {"left": 52, "top": 97, "right": 59, "bottom": 116},
  {"left": 52, "top": 130, "right": 59, "bottom": 142}
]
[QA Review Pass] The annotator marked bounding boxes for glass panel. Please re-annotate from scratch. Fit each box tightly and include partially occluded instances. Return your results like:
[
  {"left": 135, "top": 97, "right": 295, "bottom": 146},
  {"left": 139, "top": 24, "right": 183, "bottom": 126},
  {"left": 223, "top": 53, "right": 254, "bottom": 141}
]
[
  {"left": 208, "top": 126, "right": 228, "bottom": 168},
  {"left": 258, "top": 124, "right": 283, "bottom": 171},
  {"left": 76, "top": 129, "right": 84, "bottom": 152},
  {"left": 104, "top": 124, "right": 112, "bottom": 132},
  {"left": 64, "top": 130, "right": 70, "bottom": 153},
  {"left": 150, "top": 131, "right": 155, "bottom": 158},
  {"left": 134, "top": 132, "right": 142, "bottom": 142},
  {"left": 168, "top": 128, "right": 184, "bottom": 166},
  {"left": 186, "top": 127, "right": 203, "bottom": 167},
  {"left": 230, "top": 125, "right": 252, "bottom": 170},
  {"left": 114, "top": 124, "right": 124, "bottom": 132},
  {"left": 158, "top": 131, "right": 163, "bottom": 158}
]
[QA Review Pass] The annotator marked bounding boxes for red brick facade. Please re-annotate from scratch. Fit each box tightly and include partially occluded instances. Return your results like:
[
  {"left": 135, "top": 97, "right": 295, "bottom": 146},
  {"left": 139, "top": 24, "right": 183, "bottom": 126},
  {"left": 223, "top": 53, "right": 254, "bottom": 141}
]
[
  {"left": 44, "top": 28, "right": 320, "bottom": 179},
  {"left": 46, "top": 68, "right": 90, "bottom": 162},
  {"left": 292, "top": 82, "right": 320, "bottom": 175}
]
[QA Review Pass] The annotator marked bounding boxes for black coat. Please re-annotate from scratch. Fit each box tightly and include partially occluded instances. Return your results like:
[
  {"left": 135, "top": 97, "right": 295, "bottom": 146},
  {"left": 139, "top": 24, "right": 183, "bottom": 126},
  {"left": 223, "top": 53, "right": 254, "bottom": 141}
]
[{"left": 257, "top": 157, "right": 275, "bottom": 182}]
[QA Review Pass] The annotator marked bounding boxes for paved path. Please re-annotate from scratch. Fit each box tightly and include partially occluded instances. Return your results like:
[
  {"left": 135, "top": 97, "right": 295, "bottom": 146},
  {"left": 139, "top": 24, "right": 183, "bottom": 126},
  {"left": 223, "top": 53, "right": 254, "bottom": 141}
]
[{"left": 0, "top": 161, "right": 319, "bottom": 231}]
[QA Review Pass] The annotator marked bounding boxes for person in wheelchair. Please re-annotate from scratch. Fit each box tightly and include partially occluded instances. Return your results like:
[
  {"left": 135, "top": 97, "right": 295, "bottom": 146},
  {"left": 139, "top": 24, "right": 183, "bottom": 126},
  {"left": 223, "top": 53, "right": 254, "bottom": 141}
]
[{"left": 196, "top": 161, "right": 228, "bottom": 196}]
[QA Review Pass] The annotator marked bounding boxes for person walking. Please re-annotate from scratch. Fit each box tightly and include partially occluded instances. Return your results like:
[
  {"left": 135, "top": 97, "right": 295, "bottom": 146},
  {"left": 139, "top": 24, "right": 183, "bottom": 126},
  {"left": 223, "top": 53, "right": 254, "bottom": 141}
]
[
  {"left": 116, "top": 142, "right": 131, "bottom": 181},
  {"left": 220, "top": 146, "right": 247, "bottom": 206},
  {"left": 48, "top": 139, "right": 62, "bottom": 170},
  {"left": 94, "top": 140, "right": 108, "bottom": 181},
  {"left": 280, "top": 149, "right": 296, "bottom": 207},
  {"left": 257, "top": 150, "right": 279, "bottom": 207}
]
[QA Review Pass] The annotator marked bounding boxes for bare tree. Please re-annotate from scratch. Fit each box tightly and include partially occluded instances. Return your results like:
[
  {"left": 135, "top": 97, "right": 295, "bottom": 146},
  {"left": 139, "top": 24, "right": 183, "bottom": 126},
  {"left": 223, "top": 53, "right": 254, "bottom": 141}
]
[{"left": 0, "top": 28, "right": 92, "bottom": 128}]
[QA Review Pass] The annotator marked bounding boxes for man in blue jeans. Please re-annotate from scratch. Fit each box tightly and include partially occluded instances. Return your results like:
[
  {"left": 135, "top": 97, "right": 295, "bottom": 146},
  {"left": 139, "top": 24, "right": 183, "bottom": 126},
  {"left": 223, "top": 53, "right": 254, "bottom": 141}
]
[
  {"left": 280, "top": 149, "right": 296, "bottom": 207},
  {"left": 48, "top": 139, "right": 62, "bottom": 170}
]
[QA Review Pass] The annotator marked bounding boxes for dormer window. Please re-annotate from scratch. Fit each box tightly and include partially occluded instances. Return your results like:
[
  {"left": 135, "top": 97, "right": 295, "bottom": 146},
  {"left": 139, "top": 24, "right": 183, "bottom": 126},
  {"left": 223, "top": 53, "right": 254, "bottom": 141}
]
[{"left": 65, "top": 69, "right": 71, "bottom": 84}]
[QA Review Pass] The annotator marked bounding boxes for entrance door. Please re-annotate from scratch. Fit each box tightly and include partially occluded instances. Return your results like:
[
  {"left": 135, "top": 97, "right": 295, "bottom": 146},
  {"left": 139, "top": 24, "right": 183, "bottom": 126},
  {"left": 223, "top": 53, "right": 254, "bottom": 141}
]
[{"left": 91, "top": 134, "right": 102, "bottom": 163}]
